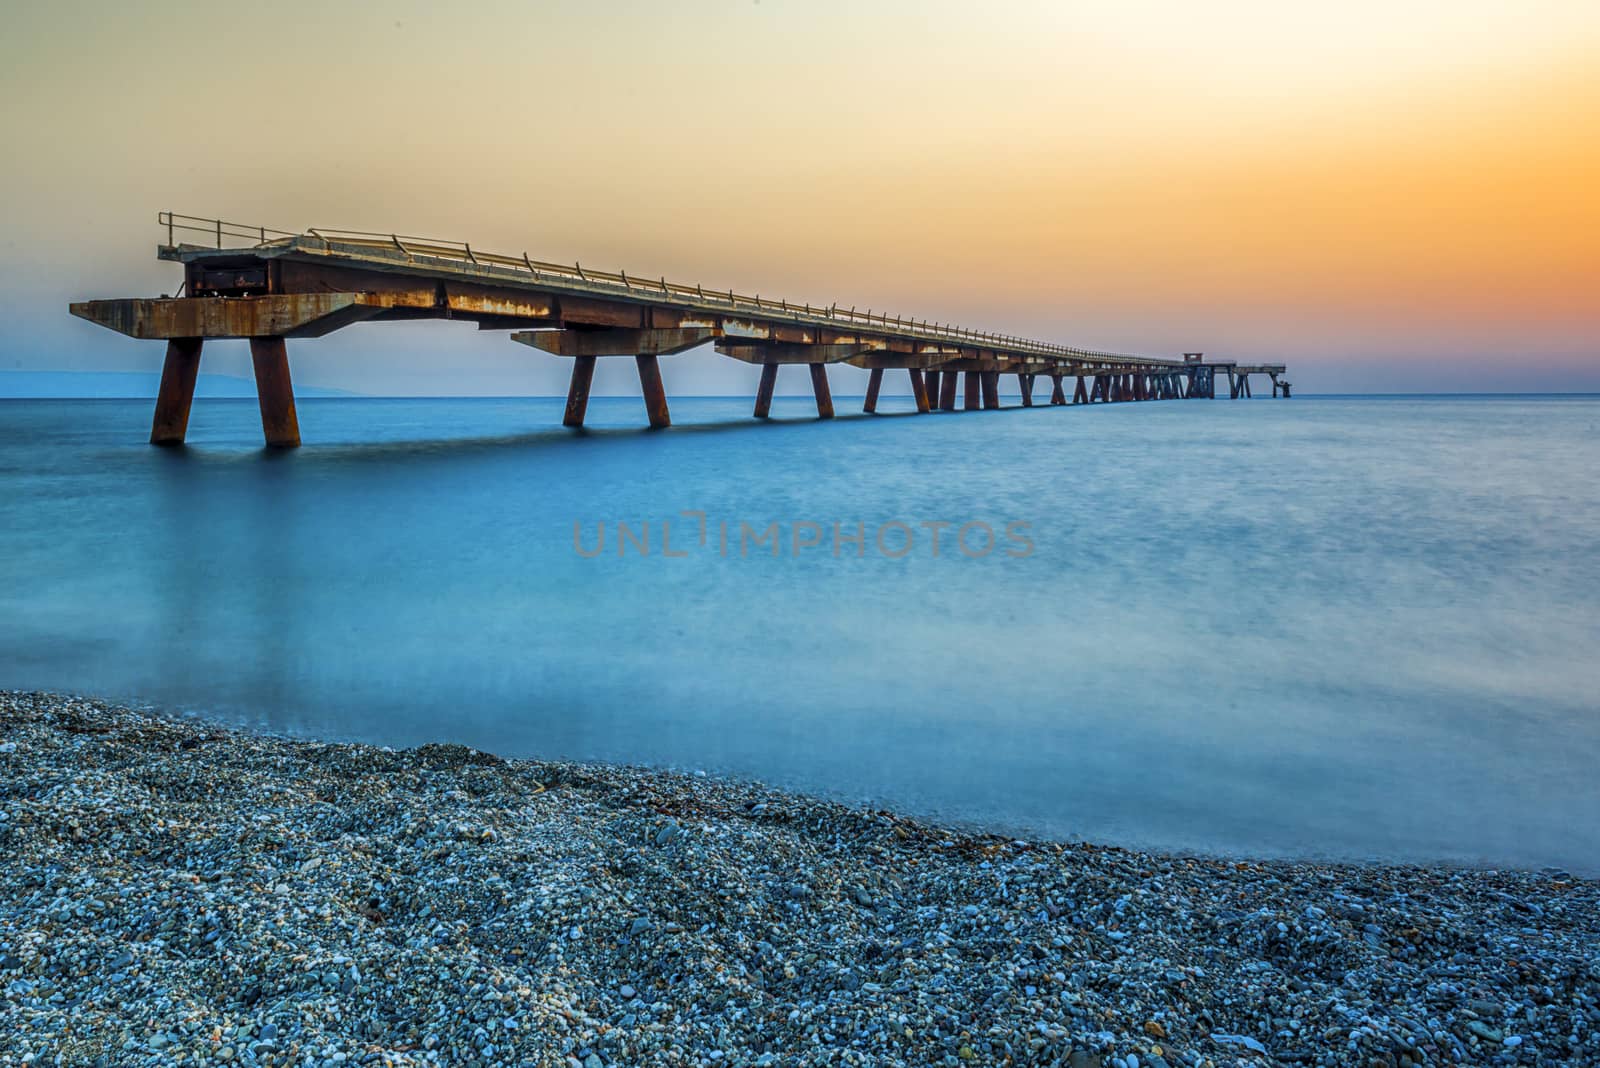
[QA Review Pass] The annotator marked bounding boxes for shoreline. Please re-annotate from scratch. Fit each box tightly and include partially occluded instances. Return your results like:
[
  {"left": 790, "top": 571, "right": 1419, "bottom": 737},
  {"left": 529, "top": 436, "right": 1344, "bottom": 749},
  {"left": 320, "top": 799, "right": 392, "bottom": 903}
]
[{"left": 1, "top": 691, "right": 1594, "bottom": 1067}]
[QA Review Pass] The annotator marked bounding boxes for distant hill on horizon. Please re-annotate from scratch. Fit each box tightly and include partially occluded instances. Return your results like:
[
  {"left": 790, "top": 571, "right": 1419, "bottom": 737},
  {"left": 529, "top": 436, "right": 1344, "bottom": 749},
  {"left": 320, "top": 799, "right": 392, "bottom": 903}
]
[{"left": 0, "top": 371, "right": 360, "bottom": 399}]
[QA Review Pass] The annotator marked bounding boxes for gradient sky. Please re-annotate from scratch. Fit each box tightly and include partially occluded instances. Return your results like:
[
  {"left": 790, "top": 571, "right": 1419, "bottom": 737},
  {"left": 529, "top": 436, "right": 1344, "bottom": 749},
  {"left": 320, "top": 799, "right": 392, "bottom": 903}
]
[{"left": 2, "top": 0, "right": 1596, "bottom": 395}]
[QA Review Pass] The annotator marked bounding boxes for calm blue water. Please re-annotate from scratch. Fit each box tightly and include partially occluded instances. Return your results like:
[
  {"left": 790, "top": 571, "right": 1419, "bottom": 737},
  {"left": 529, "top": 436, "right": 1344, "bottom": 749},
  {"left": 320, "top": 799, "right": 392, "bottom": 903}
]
[{"left": 3, "top": 394, "right": 1597, "bottom": 872}]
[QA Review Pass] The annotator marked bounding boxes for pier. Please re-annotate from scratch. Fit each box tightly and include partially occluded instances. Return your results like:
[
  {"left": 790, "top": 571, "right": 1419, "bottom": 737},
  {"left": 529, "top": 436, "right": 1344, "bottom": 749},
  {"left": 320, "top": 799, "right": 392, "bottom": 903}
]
[{"left": 70, "top": 213, "right": 1289, "bottom": 447}]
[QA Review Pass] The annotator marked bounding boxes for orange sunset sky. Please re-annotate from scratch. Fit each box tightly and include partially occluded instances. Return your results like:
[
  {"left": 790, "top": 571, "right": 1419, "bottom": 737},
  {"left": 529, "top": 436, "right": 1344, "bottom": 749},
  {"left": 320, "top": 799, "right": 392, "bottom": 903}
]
[{"left": 2, "top": 0, "right": 1596, "bottom": 394}]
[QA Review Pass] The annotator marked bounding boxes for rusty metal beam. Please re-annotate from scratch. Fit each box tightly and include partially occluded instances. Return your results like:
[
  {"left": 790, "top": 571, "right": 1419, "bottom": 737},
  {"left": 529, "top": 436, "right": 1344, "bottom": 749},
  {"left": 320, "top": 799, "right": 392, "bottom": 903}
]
[
  {"left": 864, "top": 368, "right": 883, "bottom": 414},
  {"left": 936, "top": 355, "right": 1015, "bottom": 374},
  {"left": 909, "top": 368, "right": 931, "bottom": 413},
  {"left": 150, "top": 337, "right": 203, "bottom": 445},
  {"left": 809, "top": 363, "right": 834, "bottom": 419},
  {"left": 754, "top": 363, "right": 778, "bottom": 418},
  {"left": 636, "top": 355, "right": 670, "bottom": 428},
  {"left": 981, "top": 371, "right": 1000, "bottom": 410},
  {"left": 564, "top": 355, "right": 597, "bottom": 428},
  {"left": 71, "top": 295, "right": 387, "bottom": 340},
  {"left": 248, "top": 337, "right": 300, "bottom": 448},
  {"left": 844, "top": 349, "right": 953, "bottom": 370},
  {"left": 512, "top": 327, "right": 713, "bottom": 357},
  {"left": 718, "top": 342, "right": 866, "bottom": 365}
]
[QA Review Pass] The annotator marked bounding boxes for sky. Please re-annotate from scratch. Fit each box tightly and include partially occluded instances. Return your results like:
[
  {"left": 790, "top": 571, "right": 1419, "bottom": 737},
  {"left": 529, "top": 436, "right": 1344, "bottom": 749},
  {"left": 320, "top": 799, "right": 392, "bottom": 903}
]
[{"left": 1, "top": 0, "right": 1596, "bottom": 395}]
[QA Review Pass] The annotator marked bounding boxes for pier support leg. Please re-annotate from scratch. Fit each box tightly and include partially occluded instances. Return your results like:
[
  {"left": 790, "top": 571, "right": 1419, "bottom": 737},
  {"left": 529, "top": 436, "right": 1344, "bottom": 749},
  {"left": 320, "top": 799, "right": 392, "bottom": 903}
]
[
  {"left": 909, "top": 368, "right": 931, "bottom": 413},
  {"left": 981, "top": 371, "right": 1000, "bottom": 410},
  {"left": 1243, "top": 374, "right": 1252, "bottom": 398},
  {"left": 248, "top": 336, "right": 300, "bottom": 448},
  {"left": 964, "top": 371, "right": 981, "bottom": 410},
  {"left": 1050, "top": 375, "right": 1065, "bottom": 405},
  {"left": 863, "top": 368, "right": 883, "bottom": 413},
  {"left": 1074, "top": 376, "right": 1089, "bottom": 404},
  {"left": 754, "top": 363, "right": 778, "bottom": 418},
  {"left": 939, "top": 370, "right": 958, "bottom": 411},
  {"left": 1019, "top": 373, "right": 1035, "bottom": 407},
  {"left": 809, "top": 363, "right": 834, "bottom": 419},
  {"left": 636, "top": 354, "right": 671, "bottom": 428},
  {"left": 924, "top": 371, "right": 941, "bottom": 410},
  {"left": 150, "top": 337, "right": 203, "bottom": 445},
  {"left": 563, "top": 355, "right": 597, "bottom": 428}
]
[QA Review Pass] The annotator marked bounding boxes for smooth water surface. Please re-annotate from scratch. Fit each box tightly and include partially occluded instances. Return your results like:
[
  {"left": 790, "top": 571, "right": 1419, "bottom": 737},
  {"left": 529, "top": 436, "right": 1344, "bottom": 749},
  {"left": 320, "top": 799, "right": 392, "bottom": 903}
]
[{"left": 3, "top": 394, "right": 1597, "bottom": 872}]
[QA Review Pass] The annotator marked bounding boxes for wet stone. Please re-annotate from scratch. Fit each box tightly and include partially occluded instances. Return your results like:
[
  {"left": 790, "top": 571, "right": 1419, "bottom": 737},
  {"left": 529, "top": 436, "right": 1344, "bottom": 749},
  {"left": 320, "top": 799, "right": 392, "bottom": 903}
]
[{"left": 0, "top": 690, "right": 1594, "bottom": 1068}]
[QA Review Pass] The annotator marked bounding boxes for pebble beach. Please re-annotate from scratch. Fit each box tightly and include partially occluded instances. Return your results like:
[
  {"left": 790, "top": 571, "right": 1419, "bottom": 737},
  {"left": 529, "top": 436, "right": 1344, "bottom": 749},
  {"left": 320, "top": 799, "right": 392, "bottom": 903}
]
[{"left": 1, "top": 690, "right": 1595, "bottom": 1068}]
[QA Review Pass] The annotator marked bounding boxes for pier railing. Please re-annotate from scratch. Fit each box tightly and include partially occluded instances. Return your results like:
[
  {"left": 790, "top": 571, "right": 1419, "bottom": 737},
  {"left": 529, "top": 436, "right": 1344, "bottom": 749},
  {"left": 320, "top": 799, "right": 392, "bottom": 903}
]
[{"left": 157, "top": 211, "right": 1149, "bottom": 364}]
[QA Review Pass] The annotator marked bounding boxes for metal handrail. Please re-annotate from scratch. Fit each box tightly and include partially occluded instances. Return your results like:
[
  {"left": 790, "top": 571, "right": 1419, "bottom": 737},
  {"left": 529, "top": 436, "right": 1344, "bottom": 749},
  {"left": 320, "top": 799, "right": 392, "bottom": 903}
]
[
  {"left": 159, "top": 211, "right": 300, "bottom": 250},
  {"left": 158, "top": 212, "right": 1173, "bottom": 364}
]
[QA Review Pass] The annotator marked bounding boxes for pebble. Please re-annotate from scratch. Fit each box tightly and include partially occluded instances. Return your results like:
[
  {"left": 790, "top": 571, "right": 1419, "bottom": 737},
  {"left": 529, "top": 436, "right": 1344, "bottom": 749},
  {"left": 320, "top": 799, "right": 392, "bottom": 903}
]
[{"left": 1, "top": 690, "right": 1596, "bottom": 1068}]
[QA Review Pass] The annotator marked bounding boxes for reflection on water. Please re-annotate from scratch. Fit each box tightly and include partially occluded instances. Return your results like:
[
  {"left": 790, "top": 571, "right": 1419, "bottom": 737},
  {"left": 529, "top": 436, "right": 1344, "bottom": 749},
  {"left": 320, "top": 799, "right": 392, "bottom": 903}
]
[{"left": 2, "top": 394, "right": 1598, "bottom": 872}]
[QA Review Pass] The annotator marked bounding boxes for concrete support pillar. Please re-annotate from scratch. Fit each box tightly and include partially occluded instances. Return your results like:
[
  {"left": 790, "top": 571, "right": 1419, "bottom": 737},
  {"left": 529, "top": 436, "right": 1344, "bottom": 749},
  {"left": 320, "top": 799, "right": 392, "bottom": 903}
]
[
  {"left": 963, "top": 371, "right": 981, "bottom": 410},
  {"left": 754, "top": 363, "right": 778, "bottom": 418},
  {"left": 863, "top": 367, "right": 883, "bottom": 413},
  {"left": 636, "top": 354, "right": 671, "bottom": 428},
  {"left": 981, "top": 371, "right": 1000, "bottom": 410},
  {"left": 924, "top": 371, "right": 941, "bottom": 410},
  {"left": 809, "top": 363, "right": 834, "bottom": 419},
  {"left": 1050, "top": 375, "right": 1065, "bottom": 405},
  {"left": 1074, "top": 376, "right": 1089, "bottom": 405},
  {"left": 563, "top": 355, "right": 597, "bottom": 428},
  {"left": 1019, "top": 373, "right": 1034, "bottom": 407},
  {"left": 1243, "top": 374, "right": 1252, "bottom": 398},
  {"left": 939, "top": 370, "right": 958, "bottom": 411},
  {"left": 909, "top": 368, "right": 931, "bottom": 413},
  {"left": 150, "top": 337, "right": 204, "bottom": 445},
  {"left": 248, "top": 336, "right": 300, "bottom": 448}
]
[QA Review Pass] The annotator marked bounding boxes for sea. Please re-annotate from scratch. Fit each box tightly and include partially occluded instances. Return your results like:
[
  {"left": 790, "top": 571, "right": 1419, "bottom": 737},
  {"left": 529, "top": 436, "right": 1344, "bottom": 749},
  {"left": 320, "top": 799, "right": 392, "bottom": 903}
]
[{"left": 3, "top": 393, "right": 1597, "bottom": 873}]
